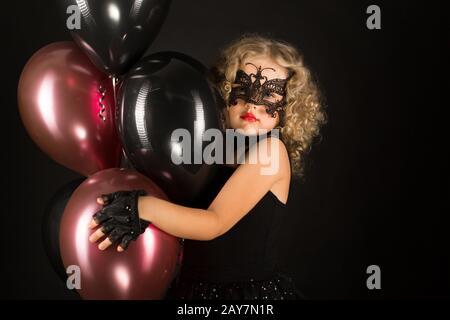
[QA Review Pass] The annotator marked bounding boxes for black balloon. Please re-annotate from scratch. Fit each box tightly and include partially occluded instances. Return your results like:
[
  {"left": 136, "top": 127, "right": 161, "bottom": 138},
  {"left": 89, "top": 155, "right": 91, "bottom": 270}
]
[
  {"left": 117, "top": 52, "right": 224, "bottom": 205},
  {"left": 42, "top": 178, "right": 85, "bottom": 281},
  {"left": 60, "top": 0, "right": 171, "bottom": 75},
  {"left": 119, "top": 148, "right": 136, "bottom": 170}
]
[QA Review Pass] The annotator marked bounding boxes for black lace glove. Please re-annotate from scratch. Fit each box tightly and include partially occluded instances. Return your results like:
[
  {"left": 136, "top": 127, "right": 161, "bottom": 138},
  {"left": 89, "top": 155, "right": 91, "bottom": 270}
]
[{"left": 93, "top": 190, "right": 150, "bottom": 250}]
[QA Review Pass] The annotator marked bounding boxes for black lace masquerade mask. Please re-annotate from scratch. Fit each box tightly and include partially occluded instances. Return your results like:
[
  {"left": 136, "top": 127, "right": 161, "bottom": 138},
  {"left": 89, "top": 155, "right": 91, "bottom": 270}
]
[{"left": 229, "top": 63, "right": 293, "bottom": 125}]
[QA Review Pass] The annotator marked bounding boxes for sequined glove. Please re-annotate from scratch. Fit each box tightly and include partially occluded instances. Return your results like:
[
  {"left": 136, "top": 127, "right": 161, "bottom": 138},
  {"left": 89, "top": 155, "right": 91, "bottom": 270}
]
[{"left": 93, "top": 190, "right": 149, "bottom": 250}]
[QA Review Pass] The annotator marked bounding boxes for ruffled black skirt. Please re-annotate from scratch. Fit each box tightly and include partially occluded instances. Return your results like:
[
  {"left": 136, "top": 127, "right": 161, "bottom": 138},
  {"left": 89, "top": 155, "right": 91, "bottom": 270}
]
[{"left": 166, "top": 272, "right": 305, "bottom": 300}]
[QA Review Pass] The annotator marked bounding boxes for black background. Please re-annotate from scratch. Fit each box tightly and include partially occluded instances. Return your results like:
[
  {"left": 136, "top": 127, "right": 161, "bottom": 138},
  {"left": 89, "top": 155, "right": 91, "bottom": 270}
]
[{"left": 0, "top": 0, "right": 447, "bottom": 299}]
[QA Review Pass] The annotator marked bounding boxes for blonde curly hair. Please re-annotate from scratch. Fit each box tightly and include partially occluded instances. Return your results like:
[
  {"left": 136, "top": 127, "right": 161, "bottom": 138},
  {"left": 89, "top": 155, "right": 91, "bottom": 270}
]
[{"left": 209, "top": 34, "right": 327, "bottom": 178}]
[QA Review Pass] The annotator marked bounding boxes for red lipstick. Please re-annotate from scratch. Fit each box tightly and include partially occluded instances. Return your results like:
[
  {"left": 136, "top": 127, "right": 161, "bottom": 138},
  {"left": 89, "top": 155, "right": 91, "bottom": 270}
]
[{"left": 240, "top": 112, "right": 258, "bottom": 122}]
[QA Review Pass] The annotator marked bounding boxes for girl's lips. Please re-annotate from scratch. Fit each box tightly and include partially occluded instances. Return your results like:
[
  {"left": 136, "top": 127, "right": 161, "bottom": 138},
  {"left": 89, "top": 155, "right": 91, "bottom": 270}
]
[{"left": 240, "top": 112, "right": 258, "bottom": 122}]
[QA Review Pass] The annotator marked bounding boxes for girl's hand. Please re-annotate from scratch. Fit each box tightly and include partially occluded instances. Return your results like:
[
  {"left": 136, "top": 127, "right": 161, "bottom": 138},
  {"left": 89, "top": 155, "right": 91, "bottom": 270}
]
[
  {"left": 88, "top": 190, "right": 150, "bottom": 252},
  {"left": 88, "top": 197, "right": 124, "bottom": 252}
]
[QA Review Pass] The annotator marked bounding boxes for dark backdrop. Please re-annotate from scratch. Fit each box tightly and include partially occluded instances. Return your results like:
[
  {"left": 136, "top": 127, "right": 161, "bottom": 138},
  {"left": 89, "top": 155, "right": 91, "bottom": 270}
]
[{"left": 0, "top": 0, "right": 447, "bottom": 299}]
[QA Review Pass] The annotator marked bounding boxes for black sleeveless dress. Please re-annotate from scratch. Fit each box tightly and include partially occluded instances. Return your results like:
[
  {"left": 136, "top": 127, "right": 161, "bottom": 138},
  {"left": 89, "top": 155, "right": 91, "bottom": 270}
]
[{"left": 165, "top": 164, "right": 304, "bottom": 300}]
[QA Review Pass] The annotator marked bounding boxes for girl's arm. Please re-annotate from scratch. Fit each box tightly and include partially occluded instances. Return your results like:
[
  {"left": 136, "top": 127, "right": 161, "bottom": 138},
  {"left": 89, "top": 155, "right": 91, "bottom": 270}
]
[
  {"left": 139, "top": 136, "right": 290, "bottom": 241},
  {"left": 90, "top": 137, "right": 290, "bottom": 250}
]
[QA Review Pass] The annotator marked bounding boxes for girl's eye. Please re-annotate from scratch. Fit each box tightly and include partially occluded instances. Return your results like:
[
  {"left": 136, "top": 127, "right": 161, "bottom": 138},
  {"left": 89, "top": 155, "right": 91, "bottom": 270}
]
[{"left": 264, "top": 92, "right": 274, "bottom": 98}]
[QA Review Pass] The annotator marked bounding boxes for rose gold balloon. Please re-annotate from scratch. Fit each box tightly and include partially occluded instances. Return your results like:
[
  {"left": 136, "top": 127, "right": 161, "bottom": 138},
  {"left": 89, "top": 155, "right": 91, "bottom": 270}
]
[
  {"left": 18, "top": 42, "right": 121, "bottom": 176},
  {"left": 59, "top": 168, "right": 182, "bottom": 300}
]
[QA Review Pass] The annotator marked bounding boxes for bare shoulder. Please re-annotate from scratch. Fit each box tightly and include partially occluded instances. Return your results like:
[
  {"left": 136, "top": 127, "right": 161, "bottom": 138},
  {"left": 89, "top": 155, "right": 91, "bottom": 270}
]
[
  {"left": 265, "top": 136, "right": 289, "bottom": 159},
  {"left": 246, "top": 135, "right": 290, "bottom": 180},
  {"left": 267, "top": 136, "right": 291, "bottom": 179}
]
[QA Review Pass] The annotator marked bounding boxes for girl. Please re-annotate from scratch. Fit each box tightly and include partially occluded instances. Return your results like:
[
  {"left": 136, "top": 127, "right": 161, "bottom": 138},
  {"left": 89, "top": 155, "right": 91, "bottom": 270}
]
[{"left": 88, "top": 34, "right": 327, "bottom": 299}]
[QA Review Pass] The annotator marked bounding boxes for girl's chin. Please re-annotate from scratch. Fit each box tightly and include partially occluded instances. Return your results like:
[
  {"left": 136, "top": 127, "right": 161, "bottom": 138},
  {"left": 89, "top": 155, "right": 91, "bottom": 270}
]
[
  {"left": 235, "top": 126, "right": 271, "bottom": 136},
  {"left": 229, "top": 120, "right": 273, "bottom": 136},
  {"left": 235, "top": 128, "right": 259, "bottom": 136}
]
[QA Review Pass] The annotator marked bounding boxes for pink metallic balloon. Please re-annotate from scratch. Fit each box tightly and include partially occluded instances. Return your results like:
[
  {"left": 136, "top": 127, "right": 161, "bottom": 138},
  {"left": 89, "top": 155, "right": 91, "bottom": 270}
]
[
  {"left": 59, "top": 168, "right": 182, "bottom": 300},
  {"left": 18, "top": 42, "right": 121, "bottom": 176}
]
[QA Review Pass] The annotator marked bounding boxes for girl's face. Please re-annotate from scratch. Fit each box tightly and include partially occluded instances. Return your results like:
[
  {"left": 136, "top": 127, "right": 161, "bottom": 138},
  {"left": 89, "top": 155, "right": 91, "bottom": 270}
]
[{"left": 226, "top": 56, "right": 289, "bottom": 135}]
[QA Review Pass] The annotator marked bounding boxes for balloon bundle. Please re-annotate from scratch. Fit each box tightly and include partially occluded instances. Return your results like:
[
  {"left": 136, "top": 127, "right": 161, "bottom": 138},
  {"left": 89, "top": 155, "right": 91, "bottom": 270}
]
[{"left": 19, "top": 0, "right": 223, "bottom": 299}]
